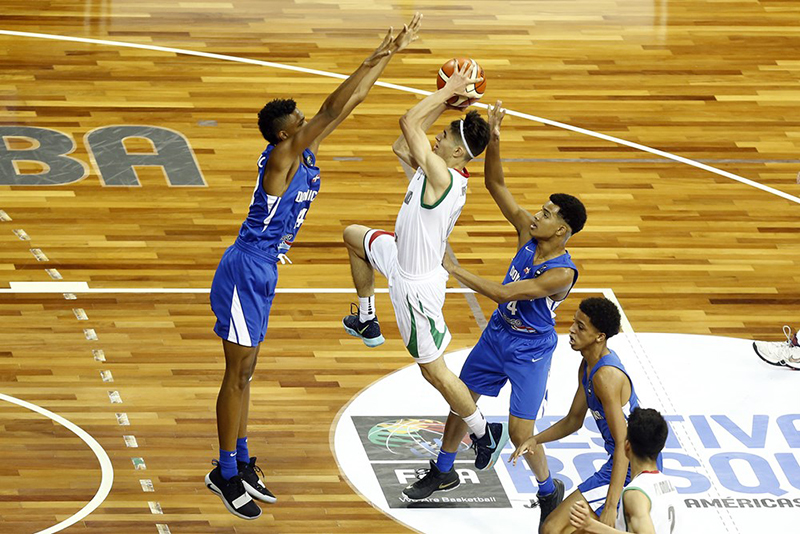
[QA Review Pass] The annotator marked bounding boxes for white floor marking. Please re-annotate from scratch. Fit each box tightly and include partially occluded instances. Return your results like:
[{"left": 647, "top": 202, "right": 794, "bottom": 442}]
[
  {"left": 0, "top": 29, "right": 797, "bottom": 205},
  {"left": 0, "top": 284, "right": 607, "bottom": 294},
  {"left": 0, "top": 393, "right": 114, "bottom": 534}
]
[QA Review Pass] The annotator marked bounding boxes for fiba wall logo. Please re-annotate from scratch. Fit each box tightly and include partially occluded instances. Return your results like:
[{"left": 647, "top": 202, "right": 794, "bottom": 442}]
[{"left": 335, "top": 335, "right": 800, "bottom": 534}]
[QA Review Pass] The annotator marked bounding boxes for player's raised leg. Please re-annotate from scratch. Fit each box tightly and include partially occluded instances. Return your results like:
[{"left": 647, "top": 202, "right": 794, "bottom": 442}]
[{"left": 342, "top": 224, "right": 385, "bottom": 347}]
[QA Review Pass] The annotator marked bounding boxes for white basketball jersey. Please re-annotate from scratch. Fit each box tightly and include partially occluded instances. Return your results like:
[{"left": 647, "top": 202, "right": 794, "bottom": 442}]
[
  {"left": 394, "top": 166, "right": 468, "bottom": 276},
  {"left": 617, "top": 471, "right": 681, "bottom": 534}
]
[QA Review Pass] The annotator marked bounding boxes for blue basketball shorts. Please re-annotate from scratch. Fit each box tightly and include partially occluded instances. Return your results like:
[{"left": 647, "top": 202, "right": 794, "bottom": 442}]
[
  {"left": 210, "top": 243, "right": 278, "bottom": 347},
  {"left": 459, "top": 313, "right": 557, "bottom": 420},
  {"left": 578, "top": 453, "right": 662, "bottom": 514}
]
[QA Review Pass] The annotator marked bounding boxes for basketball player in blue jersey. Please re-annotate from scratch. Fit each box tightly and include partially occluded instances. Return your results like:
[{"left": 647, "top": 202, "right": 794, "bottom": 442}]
[
  {"left": 403, "top": 102, "right": 587, "bottom": 522},
  {"left": 204, "top": 14, "right": 423, "bottom": 520},
  {"left": 510, "top": 297, "right": 654, "bottom": 534}
]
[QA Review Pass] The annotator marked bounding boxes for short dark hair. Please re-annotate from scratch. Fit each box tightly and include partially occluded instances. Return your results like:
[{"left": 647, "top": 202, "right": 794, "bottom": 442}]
[
  {"left": 449, "top": 110, "right": 490, "bottom": 159},
  {"left": 258, "top": 98, "right": 297, "bottom": 144},
  {"left": 627, "top": 407, "right": 668, "bottom": 461},
  {"left": 550, "top": 193, "right": 587, "bottom": 235},
  {"left": 578, "top": 297, "right": 621, "bottom": 339}
]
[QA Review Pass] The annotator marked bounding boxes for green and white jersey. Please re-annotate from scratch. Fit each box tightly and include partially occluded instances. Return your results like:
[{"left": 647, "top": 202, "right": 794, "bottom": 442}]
[
  {"left": 394, "top": 166, "right": 468, "bottom": 276},
  {"left": 617, "top": 471, "right": 681, "bottom": 534}
]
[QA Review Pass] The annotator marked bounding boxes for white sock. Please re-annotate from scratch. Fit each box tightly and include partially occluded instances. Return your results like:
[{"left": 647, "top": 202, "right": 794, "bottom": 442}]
[
  {"left": 462, "top": 408, "right": 487, "bottom": 438},
  {"left": 359, "top": 295, "right": 375, "bottom": 322}
]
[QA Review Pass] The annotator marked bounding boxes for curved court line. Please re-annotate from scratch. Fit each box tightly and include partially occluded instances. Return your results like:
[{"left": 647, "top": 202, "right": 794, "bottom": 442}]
[
  {"left": 0, "top": 393, "right": 114, "bottom": 534},
  {"left": 0, "top": 29, "right": 797, "bottom": 206}
]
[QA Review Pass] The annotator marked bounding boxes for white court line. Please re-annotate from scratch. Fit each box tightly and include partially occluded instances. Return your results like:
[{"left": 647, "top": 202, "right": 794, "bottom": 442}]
[
  {"left": 601, "top": 289, "right": 739, "bottom": 534},
  {"left": 0, "top": 393, "right": 114, "bottom": 534},
  {"left": 0, "top": 29, "right": 797, "bottom": 205},
  {"left": 0, "top": 284, "right": 607, "bottom": 294}
]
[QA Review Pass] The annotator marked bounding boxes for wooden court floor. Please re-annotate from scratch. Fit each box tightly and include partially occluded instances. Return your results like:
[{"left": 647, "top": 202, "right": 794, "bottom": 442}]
[{"left": 1, "top": 0, "right": 799, "bottom": 532}]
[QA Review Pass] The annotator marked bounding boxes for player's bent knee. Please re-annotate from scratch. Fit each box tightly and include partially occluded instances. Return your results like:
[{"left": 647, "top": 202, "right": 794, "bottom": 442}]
[{"left": 343, "top": 224, "right": 368, "bottom": 248}]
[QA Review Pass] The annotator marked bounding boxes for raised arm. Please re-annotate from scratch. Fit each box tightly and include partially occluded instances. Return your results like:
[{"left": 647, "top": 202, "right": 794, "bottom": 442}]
[
  {"left": 398, "top": 60, "right": 482, "bottom": 193},
  {"left": 594, "top": 367, "right": 632, "bottom": 528},
  {"left": 392, "top": 102, "right": 447, "bottom": 168},
  {"left": 267, "top": 16, "right": 421, "bottom": 190},
  {"left": 484, "top": 101, "right": 533, "bottom": 243},
  {"left": 311, "top": 13, "right": 423, "bottom": 154},
  {"left": 442, "top": 254, "right": 574, "bottom": 305}
]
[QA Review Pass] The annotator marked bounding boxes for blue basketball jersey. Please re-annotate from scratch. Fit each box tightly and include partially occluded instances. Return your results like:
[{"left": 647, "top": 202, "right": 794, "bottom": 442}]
[
  {"left": 582, "top": 350, "right": 640, "bottom": 456},
  {"left": 236, "top": 144, "right": 320, "bottom": 260},
  {"left": 495, "top": 238, "right": 579, "bottom": 335}
]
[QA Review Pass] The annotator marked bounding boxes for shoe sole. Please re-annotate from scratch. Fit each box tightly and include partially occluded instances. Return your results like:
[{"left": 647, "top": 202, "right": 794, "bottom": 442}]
[
  {"left": 205, "top": 473, "right": 262, "bottom": 520},
  {"left": 343, "top": 322, "right": 385, "bottom": 347},
  {"left": 402, "top": 479, "right": 461, "bottom": 502},
  {"left": 753, "top": 342, "right": 800, "bottom": 370},
  {"left": 478, "top": 423, "right": 511, "bottom": 471},
  {"left": 243, "top": 479, "right": 278, "bottom": 504}
]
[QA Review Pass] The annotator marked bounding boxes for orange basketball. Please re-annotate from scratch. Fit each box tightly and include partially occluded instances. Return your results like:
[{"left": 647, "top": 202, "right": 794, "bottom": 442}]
[{"left": 436, "top": 57, "right": 486, "bottom": 109}]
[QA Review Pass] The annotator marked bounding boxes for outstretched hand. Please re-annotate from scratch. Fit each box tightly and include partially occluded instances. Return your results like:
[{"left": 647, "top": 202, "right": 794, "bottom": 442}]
[
  {"left": 363, "top": 28, "right": 395, "bottom": 67},
  {"left": 508, "top": 436, "right": 537, "bottom": 466},
  {"left": 390, "top": 12, "right": 422, "bottom": 53},
  {"left": 443, "top": 59, "right": 483, "bottom": 97},
  {"left": 488, "top": 100, "right": 506, "bottom": 137},
  {"left": 363, "top": 13, "right": 423, "bottom": 67}
]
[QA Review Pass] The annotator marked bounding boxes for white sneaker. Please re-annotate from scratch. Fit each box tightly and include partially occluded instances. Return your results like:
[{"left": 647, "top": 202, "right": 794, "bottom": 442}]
[{"left": 753, "top": 326, "right": 800, "bottom": 370}]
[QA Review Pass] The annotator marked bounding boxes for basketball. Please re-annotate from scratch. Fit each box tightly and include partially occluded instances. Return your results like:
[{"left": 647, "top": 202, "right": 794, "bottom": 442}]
[{"left": 436, "top": 57, "right": 486, "bottom": 109}]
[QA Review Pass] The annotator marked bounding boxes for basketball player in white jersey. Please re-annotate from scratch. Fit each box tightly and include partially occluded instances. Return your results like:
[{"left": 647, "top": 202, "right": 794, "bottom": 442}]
[
  {"left": 569, "top": 408, "right": 681, "bottom": 534},
  {"left": 342, "top": 62, "right": 509, "bottom": 470}
]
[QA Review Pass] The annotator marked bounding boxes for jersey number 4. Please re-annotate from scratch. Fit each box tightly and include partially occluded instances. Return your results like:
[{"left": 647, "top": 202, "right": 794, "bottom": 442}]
[
  {"left": 507, "top": 301, "right": 518, "bottom": 315},
  {"left": 294, "top": 208, "right": 307, "bottom": 229}
]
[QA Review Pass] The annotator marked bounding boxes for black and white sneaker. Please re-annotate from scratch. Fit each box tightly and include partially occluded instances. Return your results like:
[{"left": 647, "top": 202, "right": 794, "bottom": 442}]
[
  {"left": 238, "top": 457, "right": 277, "bottom": 504},
  {"left": 753, "top": 326, "right": 800, "bottom": 370},
  {"left": 536, "top": 478, "right": 565, "bottom": 532},
  {"left": 343, "top": 303, "right": 385, "bottom": 347},
  {"left": 205, "top": 462, "right": 262, "bottom": 520},
  {"left": 402, "top": 460, "right": 460, "bottom": 501},
  {"left": 471, "top": 422, "right": 510, "bottom": 470}
]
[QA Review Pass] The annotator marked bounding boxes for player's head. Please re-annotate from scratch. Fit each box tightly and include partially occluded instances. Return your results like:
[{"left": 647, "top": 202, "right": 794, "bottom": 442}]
[
  {"left": 624, "top": 407, "right": 668, "bottom": 462},
  {"left": 434, "top": 110, "right": 490, "bottom": 163},
  {"left": 258, "top": 98, "right": 306, "bottom": 144},
  {"left": 529, "top": 193, "right": 587, "bottom": 242},
  {"left": 569, "top": 297, "right": 621, "bottom": 352}
]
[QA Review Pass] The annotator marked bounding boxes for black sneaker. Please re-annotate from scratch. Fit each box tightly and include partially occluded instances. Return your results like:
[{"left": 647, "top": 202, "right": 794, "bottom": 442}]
[
  {"left": 402, "top": 460, "right": 460, "bottom": 501},
  {"left": 343, "top": 303, "right": 385, "bottom": 347},
  {"left": 537, "top": 478, "right": 565, "bottom": 532},
  {"left": 471, "top": 422, "right": 510, "bottom": 470},
  {"left": 205, "top": 461, "right": 262, "bottom": 520},
  {"left": 238, "top": 457, "right": 277, "bottom": 504}
]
